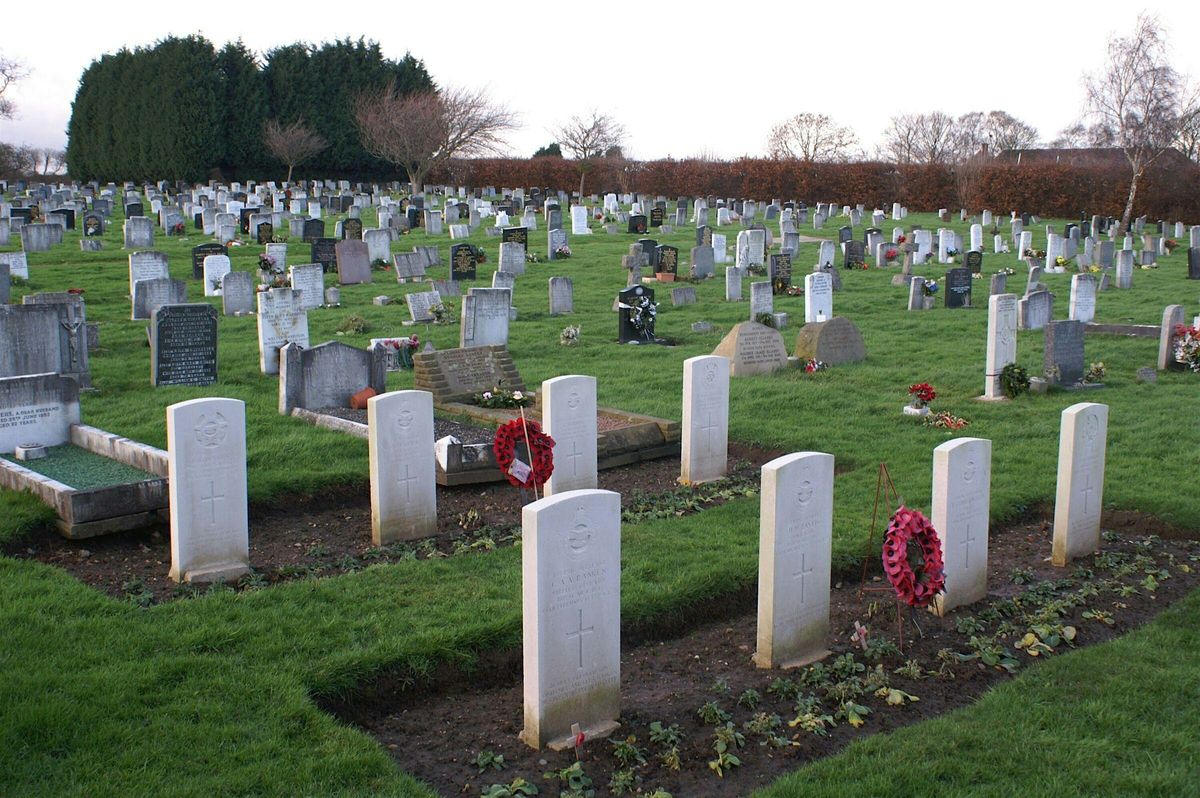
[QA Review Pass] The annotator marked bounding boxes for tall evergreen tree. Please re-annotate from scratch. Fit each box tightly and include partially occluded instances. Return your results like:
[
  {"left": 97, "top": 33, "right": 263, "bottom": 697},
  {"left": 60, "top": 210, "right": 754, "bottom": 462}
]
[{"left": 217, "top": 41, "right": 267, "bottom": 179}]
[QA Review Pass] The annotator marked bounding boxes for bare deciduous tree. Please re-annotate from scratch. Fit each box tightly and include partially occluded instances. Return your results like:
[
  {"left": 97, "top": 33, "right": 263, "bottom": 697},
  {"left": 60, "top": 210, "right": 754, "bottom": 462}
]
[
  {"left": 0, "top": 54, "right": 28, "bottom": 120},
  {"left": 263, "top": 118, "right": 327, "bottom": 183},
  {"left": 1084, "top": 14, "right": 1191, "bottom": 234},
  {"left": 552, "top": 111, "right": 627, "bottom": 197},
  {"left": 354, "top": 82, "right": 518, "bottom": 191},
  {"left": 979, "top": 111, "right": 1040, "bottom": 153},
  {"left": 766, "top": 113, "right": 859, "bottom": 162},
  {"left": 880, "top": 112, "right": 958, "bottom": 164}
]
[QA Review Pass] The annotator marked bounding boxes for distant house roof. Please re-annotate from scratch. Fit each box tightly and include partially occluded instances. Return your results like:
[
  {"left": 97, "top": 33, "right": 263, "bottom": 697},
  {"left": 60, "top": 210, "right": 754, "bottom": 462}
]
[{"left": 993, "top": 147, "right": 1192, "bottom": 168}]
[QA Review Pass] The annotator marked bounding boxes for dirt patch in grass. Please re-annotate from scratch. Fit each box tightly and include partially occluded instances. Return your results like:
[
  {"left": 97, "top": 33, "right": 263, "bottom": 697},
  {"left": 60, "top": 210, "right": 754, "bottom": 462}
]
[
  {"left": 2, "top": 442, "right": 784, "bottom": 605},
  {"left": 321, "top": 520, "right": 1200, "bottom": 798}
]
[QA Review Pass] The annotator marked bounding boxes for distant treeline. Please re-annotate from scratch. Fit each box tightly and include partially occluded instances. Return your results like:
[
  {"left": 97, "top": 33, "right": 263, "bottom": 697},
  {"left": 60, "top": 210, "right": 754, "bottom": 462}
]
[
  {"left": 433, "top": 158, "right": 1200, "bottom": 221},
  {"left": 66, "top": 36, "right": 432, "bottom": 183}
]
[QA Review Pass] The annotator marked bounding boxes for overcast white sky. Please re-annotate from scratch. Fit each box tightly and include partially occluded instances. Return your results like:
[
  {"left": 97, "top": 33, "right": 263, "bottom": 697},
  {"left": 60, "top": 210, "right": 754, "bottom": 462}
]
[{"left": 3, "top": 2, "right": 1199, "bottom": 160}]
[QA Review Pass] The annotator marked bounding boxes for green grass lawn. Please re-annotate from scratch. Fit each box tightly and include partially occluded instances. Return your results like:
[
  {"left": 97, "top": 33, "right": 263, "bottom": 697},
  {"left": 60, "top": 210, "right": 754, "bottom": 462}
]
[{"left": 1, "top": 198, "right": 1198, "bottom": 796}]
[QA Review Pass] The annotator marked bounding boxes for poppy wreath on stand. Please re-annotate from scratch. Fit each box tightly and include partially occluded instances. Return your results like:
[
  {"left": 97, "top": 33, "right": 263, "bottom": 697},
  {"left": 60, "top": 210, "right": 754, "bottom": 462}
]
[
  {"left": 881, "top": 505, "right": 945, "bottom": 608},
  {"left": 493, "top": 418, "right": 556, "bottom": 489}
]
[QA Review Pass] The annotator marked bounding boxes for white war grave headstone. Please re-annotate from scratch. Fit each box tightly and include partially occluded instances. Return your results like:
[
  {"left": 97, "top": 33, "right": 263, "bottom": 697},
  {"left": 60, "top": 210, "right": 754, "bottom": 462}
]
[
  {"left": 680, "top": 355, "right": 730, "bottom": 484},
  {"left": 542, "top": 375, "right": 598, "bottom": 497},
  {"left": 930, "top": 438, "right": 991, "bottom": 616},
  {"left": 752, "top": 451, "right": 834, "bottom": 669},
  {"left": 520, "top": 489, "right": 621, "bottom": 750},
  {"left": 1052, "top": 403, "right": 1108, "bottom": 567},
  {"left": 368, "top": 389, "right": 437, "bottom": 544},
  {"left": 983, "top": 294, "right": 1017, "bottom": 399},
  {"left": 166, "top": 398, "right": 250, "bottom": 583}
]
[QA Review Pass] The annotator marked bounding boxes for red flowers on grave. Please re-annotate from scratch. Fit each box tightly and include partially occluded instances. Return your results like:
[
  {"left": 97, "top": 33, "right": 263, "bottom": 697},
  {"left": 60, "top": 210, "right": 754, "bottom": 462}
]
[
  {"left": 882, "top": 506, "right": 945, "bottom": 608},
  {"left": 907, "top": 382, "right": 936, "bottom": 408},
  {"left": 896, "top": 234, "right": 907, "bottom": 245},
  {"left": 493, "top": 418, "right": 555, "bottom": 490}
]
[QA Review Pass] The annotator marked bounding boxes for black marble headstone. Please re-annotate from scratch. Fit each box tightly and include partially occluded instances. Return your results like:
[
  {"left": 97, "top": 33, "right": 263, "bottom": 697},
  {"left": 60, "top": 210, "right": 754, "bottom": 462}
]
[
  {"left": 650, "top": 207, "right": 665, "bottom": 228},
  {"left": 965, "top": 250, "right": 984, "bottom": 274},
  {"left": 502, "top": 226, "right": 528, "bottom": 247},
  {"left": 191, "top": 243, "right": 227, "bottom": 280},
  {"left": 770, "top": 253, "right": 793, "bottom": 295},
  {"left": 302, "top": 218, "right": 325, "bottom": 242},
  {"left": 628, "top": 214, "right": 648, "bottom": 234},
  {"left": 696, "top": 225, "right": 712, "bottom": 247},
  {"left": 450, "top": 243, "right": 478, "bottom": 281},
  {"left": 618, "top": 284, "right": 656, "bottom": 343},
  {"left": 1189, "top": 248, "right": 1200, "bottom": 280},
  {"left": 655, "top": 245, "right": 679, "bottom": 275},
  {"left": 311, "top": 238, "right": 338, "bottom": 273},
  {"left": 341, "top": 218, "right": 363, "bottom": 240},
  {"left": 150, "top": 304, "right": 218, "bottom": 386},
  {"left": 637, "top": 239, "right": 659, "bottom": 268},
  {"left": 843, "top": 240, "right": 865, "bottom": 268},
  {"left": 944, "top": 267, "right": 972, "bottom": 308}
]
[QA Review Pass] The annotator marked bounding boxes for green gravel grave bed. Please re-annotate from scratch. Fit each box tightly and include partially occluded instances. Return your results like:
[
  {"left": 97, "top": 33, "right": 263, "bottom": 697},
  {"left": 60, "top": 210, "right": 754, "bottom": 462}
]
[{"left": 1, "top": 445, "right": 159, "bottom": 490}]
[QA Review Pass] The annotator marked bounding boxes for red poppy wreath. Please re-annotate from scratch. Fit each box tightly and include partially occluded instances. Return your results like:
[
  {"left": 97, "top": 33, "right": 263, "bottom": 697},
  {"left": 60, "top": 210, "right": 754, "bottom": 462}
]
[
  {"left": 881, "top": 506, "right": 945, "bottom": 608},
  {"left": 493, "top": 418, "right": 555, "bottom": 490}
]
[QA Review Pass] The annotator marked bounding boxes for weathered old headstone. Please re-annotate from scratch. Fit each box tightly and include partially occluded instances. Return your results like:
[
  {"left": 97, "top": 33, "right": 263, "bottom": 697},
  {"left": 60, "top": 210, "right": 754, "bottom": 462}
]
[
  {"left": 520, "top": 488, "right": 621, "bottom": 750},
  {"left": 279, "top": 340, "right": 387, "bottom": 414},
  {"left": 202, "top": 255, "right": 232, "bottom": 297},
  {"left": 1069, "top": 274, "right": 1097, "bottom": 323},
  {"left": 752, "top": 451, "right": 834, "bottom": 669},
  {"left": 542, "top": 375, "right": 598, "bottom": 497},
  {"left": 221, "top": 271, "right": 255, "bottom": 316},
  {"left": 289, "top": 263, "right": 325, "bottom": 311},
  {"left": 132, "top": 278, "right": 187, "bottom": 321},
  {"left": 369, "top": 389, "right": 437, "bottom": 543},
  {"left": 335, "top": 239, "right": 372, "bottom": 285},
  {"left": 1051, "top": 403, "right": 1108, "bottom": 567},
  {"left": 930, "top": 438, "right": 991, "bottom": 616},
  {"left": 151, "top": 304, "right": 218, "bottom": 386},
  {"left": 1018, "top": 289, "right": 1053, "bottom": 330},
  {"left": 129, "top": 250, "right": 170, "bottom": 295},
  {"left": 405, "top": 290, "right": 442, "bottom": 323},
  {"left": 549, "top": 277, "right": 573, "bottom": 316},
  {"left": 412, "top": 345, "right": 523, "bottom": 403},
  {"left": 0, "top": 372, "right": 80, "bottom": 453},
  {"left": 712, "top": 321, "right": 788, "bottom": 377},
  {"left": 793, "top": 317, "right": 865, "bottom": 365},
  {"left": 1044, "top": 320, "right": 1086, "bottom": 385},
  {"left": 460, "top": 288, "right": 511, "bottom": 348},
  {"left": 1158, "top": 305, "right": 1186, "bottom": 371},
  {"left": 256, "top": 287, "right": 309, "bottom": 374}
]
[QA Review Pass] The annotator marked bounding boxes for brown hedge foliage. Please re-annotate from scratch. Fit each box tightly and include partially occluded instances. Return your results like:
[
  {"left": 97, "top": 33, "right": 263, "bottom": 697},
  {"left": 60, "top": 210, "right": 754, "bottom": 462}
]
[{"left": 430, "top": 158, "right": 1200, "bottom": 219}]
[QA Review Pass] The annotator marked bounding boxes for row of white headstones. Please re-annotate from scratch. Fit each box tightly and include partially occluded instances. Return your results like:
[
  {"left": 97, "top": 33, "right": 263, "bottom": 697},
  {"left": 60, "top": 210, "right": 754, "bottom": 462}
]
[{"left": 164, "top": 366, "right": 1109, "bottom": 752}]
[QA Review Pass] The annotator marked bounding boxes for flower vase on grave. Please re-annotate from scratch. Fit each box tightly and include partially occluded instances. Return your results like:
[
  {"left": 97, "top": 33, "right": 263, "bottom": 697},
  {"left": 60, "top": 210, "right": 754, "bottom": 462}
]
[
  {"left": 902, "top": 404, "right": 930, "bottom": 417},
  {"left": 923, "top": 296, "right": 936, "bottom": 310}
]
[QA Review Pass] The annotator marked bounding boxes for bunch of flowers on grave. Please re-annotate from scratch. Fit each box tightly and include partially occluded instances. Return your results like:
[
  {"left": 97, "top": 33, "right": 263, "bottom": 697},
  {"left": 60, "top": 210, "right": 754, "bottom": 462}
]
[
  {"left": 336, "top": 315, "right": 369, "bottom": 335},
  {"left": 559, "top": 324, "right": 580, "bottom": 347},
  {"left": 1139, "top": 261, "right": 1159, "bottom": 270},
  {"left": 1083, "top": 361, "right": 1106, "bottom": 384},
  {"left": 1165, "top": 238, "right": 1179, "bottom": 254},
  {"left": 997, "top": 267, "right": 1015, "bottom": 276},
  {"left": 554, "top": 245, "right": 572, "bottom": 259},
  {"left": 257, "top": 253, "right": 286, "bottom": 287},
  {"left": 474, "top": 383, "right": 533, "bottom": 409},
  {"left": 625, "top": 293, "right": 658, "bottom": 338},
  {"left": 907, "top": 383, "right": 937, "bottom": 409},
  {"left": 1086, "top": 264, "right": 1102, "bottom": 273},
  {"left": 379, "top": 335, "right": 420, "bottom": 368},
  {"left": 754, "top": 312, "right": 776, "bottom": 328},
  {"left": 922, "top": 280, "right": 939, "bottom": 297},
  {"left": 525, "top": 251, "right": 542, "bottom": 263},
  {"left": 1023, "top": 248, "right": 1046, "bottom": 260},
  {"left": 803, "top": 359, "right": 827, "bottom": 373},
  {"left": 999, "top": 363, "right": 1031, "bottom": 398},
  {"left": 786, "top": 285, "right": 804, "bottom": 297},
  {"left": 473, "top": 246, "right": 488, "bottom": 263},
  {"left": 372, "top": 259, "right": 389, "bottom": 270},
  {"left": 896, "top": 234, "right": 907, "bottom": 245},
  {"left": 170, "top": 222, "right": 185, "bottom": 236},
  {"left": 429, "top": 302, "right": 454, "bottom": 324},
  {"left": 924, "top": 410, "right": 969, "bottom": 430},
  {"left": 1044, "top": 364, "right": 1061, "bottom": 384},
  {"left": 1173, "top": 324, "right": 1200, "bottom": 373},
  {"left": 946, "top": 248, "right": 959, "bottom": 263},
  {"left": 210, "top": 276, "right": 224, "bottom": 294},
  {"left": 884, "top": 247, "right": 899, "bottom": 265}
]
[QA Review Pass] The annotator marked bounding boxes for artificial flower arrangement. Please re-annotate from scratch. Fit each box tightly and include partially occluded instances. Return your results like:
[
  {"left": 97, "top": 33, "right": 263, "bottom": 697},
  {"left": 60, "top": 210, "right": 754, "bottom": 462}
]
[
  {"left": 560, "top": 325, "right": 580, "bottom": 346},
  {"left": 1173, "top": 324, "right": 1200, "bottom": 373},
  {"left": 474, "top": 383, "right": 534, "bottom": 409}
]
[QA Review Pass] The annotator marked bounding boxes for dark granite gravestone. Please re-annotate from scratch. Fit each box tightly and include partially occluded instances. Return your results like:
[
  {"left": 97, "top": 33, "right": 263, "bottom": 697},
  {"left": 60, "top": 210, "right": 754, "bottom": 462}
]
[
  {"left": 637, "top": 239, "right": 659, "bottom": 268},
  {"left": 150, "top": 304, "right": 218, "bottom": 386},
  {"left": 843, "top": 240, "right": 865, "bottom": 269},
  {"left": 965, "top": 250, "right": 984, "bottom": 274},
  {"left": 407, "top": 207, "right": 420, "bottom": 229},
  {"left": 770, "top": 253, "right": 793, "bottom": 295},
  {"left": 628, "top": 214, "right": 648, "bottom": 234},
  {"left": 656, "top": 245, "right": 679, "bottom": 276},
  {"left": 239, "top": 207, "right": 255, "bottom": 234},
  {"left": 838, "top": 226, "right": 853, "bottom": 245},
  {"left": 546, "top": 208, "right": 563, "bottom": 230},
  {"left": 617, "top": 284, "right": 656, "bottom": 343},
  {"left": 862, "top": 227, "right": 882, "bottom": 244},
  {"left": 191, "top": 243, "right": 227, "bottom": 280},
  {"left": 341, "top": 218, "right": 363, "bottom": 241},
  {"left": 125, "top": 202, "right": 143, "bottom": 218},
  {"left": 82, "top": 213, "right": 104, "bottom": 237},
  {"left": 256, "top": 222, "right": 274, "bottom": 244},
  {"left": 302, "top": 218, "right": 325, "bottom": 242},
  {"left": 50, "top": 209, "right": 75, "bottom": 230},
  {"left": 450, "top": 243, "right": 478, "bottom": 282},
  {"left": 650, "top": 207, "right": 665, "bottom": 228},
  {"left": 501, "top": 226, "right": 528, "bottom": 247},
  {"left": 696, "top": 225, "right": 712, "bottom": 247},
  {"left": 1189, "top": 248, "right": 1200, "bottom": 280},
  {"left": 311, "top": 238, "right": 338, "bottom": 273},
  {"left": 194, "top": 212, "right": 204, "bottom": 230},
  {"left": 1043, "top": 319, "right": 1086, "bottom": 385},
  {"left": 944, "top": 267, "right": 972, "bottom": 308}
]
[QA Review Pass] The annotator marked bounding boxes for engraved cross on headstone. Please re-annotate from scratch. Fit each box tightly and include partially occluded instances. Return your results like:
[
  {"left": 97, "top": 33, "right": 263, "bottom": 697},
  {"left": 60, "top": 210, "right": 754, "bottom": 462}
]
[
  {"left": 397, "top": 463, "right": 418, "bottom": 501},
  {"left": 793, "top": 553, "right": 814, "bottom": 603},
  {"left": 565, "top": 608, "right": 594, "bottom": 669},
  {"left": 200, "top": 480, "right": 225, "bottom": 525},
  {"left": 564, "top": 439, "right": 583, "bottom": 477},
  {"left": 1080, "top": 468, "right": 1096, "bottom": 516},
  {"left": 961, "top": 521, "right": 976, "bottom": 569},
  {"left": 698, "top": 409, "right": 720, "bottom": 450}
]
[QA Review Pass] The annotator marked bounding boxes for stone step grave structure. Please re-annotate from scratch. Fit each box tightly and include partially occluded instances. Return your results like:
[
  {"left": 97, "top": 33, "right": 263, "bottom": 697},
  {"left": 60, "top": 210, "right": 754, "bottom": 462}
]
[
  {"left": 166, "top": 397, "right": 250, "bottom": 583},
  {"left": 753, "top": 451, "right": 834, "bottom": 669},
  {"left": 412, "top": 346, "right": 679, "bottom": 486},
  {"left": 520, "top": 488, "right": 621, "bottom": 750}
]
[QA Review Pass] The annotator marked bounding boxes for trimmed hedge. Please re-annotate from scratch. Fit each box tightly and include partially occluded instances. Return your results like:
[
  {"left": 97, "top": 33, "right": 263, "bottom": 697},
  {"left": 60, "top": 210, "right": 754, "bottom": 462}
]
[{"left": 431, "top": 157, "right": 1200, "bottom": 220}]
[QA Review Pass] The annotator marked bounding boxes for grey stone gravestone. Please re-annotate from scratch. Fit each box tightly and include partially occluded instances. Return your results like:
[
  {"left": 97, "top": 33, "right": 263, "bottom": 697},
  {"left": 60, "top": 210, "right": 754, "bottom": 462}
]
[
  {"left": 221, "top": 272, "right": 255, "bottom": 316},
  {"left": 335, "top": 239, "right": 372, "bottom": 285},
  {"left": 133, "top": 278, "right": 187, "bottom": 321},
  {"left": 1043, "top": 320, "right": 1086, "bottom": 385},
  {"left": 548, "top": 276, "right": 573, "bottom": 316},
  {"left": 279, "top": 340, "right": 387, "bottom": 414}
]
